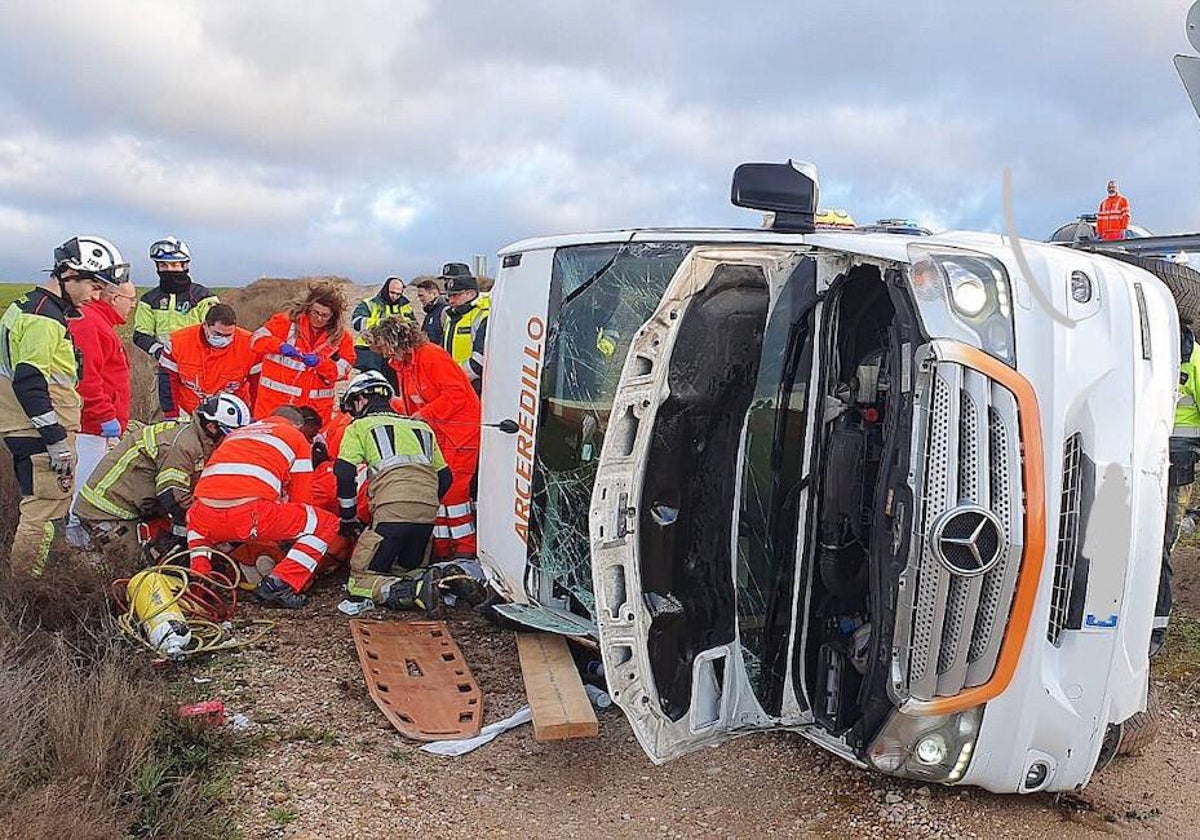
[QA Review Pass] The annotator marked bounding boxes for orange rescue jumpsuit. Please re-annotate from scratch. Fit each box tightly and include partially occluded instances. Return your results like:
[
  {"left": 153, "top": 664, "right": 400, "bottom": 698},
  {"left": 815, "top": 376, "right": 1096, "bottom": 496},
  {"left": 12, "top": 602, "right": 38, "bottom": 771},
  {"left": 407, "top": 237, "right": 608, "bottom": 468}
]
[
  {"left": 1097, "top": 193, "right": 1130, "bottom": 241},
  {"left": 250, "top": 312, "right": 356, "bottom": 424},
  {"left": 164, "top": 323, "right": 261, "bottom": 416},
  {"left": 389, "top": 343, "right": 480, "bottom": 559},
  {"left": 186, "top": 415, "right": 338, "bottom": 593}
]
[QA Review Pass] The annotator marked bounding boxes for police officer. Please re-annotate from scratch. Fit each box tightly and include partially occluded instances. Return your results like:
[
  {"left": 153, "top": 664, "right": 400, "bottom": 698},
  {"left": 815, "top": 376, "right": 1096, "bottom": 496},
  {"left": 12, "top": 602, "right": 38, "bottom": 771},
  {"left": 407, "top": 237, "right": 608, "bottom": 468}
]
[
  {"left": 439, "top": 263, "right": 488, "bottom": 393},
  {"left": 1158, "top": 324, "right": 1200, "bottom": 655},
  {"left": 133, "top": 236, "right": 220, "bottom": 419},
  {"left": 0, "top": 236, "right": 129, "bottom": 576}
]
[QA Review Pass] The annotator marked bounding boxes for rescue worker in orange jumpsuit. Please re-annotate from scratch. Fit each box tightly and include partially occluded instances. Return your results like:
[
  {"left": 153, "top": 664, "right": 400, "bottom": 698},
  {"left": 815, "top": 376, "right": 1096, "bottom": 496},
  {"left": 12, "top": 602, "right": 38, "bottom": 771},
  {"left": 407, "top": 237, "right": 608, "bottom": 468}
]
[
  {"left": 250, "top": 280, "right": 356, "bottom": 425},
  {"left": 163, "top": 303, "right": 261, "bottom": 416},
  {"left": 364, "top": 318, "right": 480, "bottom": 560},
  {"left": 186, "top": 406, "right": 338, "bottom": 608},
  {"left": 1097, "top": 179, "right": 1131, "bottom": 241}
]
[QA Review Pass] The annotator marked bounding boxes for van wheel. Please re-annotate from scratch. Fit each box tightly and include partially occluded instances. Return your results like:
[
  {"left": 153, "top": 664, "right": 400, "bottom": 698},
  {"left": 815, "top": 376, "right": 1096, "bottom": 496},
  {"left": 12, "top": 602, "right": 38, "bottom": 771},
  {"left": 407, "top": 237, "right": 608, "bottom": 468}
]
[
  {"left": 1097, "top": 252, "right": 1200, "bottom": 328},
  {"left": 1117, "top": 683, "right": 1161, "bottom": 757}
]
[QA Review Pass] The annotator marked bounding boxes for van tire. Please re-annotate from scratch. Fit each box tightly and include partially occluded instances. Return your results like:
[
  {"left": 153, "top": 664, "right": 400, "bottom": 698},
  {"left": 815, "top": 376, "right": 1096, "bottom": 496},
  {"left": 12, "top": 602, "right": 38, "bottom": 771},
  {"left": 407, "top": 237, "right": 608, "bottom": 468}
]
[
  {"left": 1097, "top": 252, "right": 1200, "bottom": 327},
  {"left": 1116, "top": 683, "right": 1160, "bottom": 757}
]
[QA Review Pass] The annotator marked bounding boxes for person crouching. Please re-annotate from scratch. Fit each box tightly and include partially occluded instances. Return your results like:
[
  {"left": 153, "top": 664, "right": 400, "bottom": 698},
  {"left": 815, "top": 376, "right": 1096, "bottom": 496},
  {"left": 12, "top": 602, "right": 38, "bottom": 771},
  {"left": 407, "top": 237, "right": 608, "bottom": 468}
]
[{"left": 335, "top": 372, "right": 451, "bottom": 612}]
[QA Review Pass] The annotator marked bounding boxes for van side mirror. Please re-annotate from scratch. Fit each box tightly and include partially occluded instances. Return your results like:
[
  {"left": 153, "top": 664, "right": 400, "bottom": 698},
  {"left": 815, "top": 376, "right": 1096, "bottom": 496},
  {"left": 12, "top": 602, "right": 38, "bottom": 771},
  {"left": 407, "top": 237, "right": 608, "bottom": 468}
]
[{"left": 731, "top": 161, "right": 820, "bottom": 232}]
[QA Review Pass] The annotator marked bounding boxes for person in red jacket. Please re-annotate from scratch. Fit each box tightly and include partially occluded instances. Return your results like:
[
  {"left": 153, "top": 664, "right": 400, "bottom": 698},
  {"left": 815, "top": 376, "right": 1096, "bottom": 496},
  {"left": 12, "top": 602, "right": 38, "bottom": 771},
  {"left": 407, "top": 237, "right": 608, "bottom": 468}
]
[
  {"left": 66, "top": 277, "right": 137, "bottom": 542},
  {"left": 186, "top": 406, "right": 338, "bottom": 608},
  {"left": 364, "top": 317, "right": 480, "bottom": 560},
  {"left": 163, "top": 303, "right": 262, "bottom": 416},
  {"left": 1097, "top": 179, "right": 1131, "bottom": 241},
  {"left": 250, "top": 280, "right": 356, "bottom": 425}
]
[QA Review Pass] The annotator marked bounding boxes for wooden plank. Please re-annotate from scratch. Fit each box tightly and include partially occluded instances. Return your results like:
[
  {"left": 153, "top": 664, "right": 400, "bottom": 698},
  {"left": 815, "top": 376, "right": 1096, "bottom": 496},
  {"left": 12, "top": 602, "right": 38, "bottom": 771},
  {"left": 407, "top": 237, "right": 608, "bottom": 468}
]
[
  {"left": 516, "top": 632, "right": 599, "bottom": 741},
  {"left": 349, "top": 619, "right": 483, "bottom": 742}
]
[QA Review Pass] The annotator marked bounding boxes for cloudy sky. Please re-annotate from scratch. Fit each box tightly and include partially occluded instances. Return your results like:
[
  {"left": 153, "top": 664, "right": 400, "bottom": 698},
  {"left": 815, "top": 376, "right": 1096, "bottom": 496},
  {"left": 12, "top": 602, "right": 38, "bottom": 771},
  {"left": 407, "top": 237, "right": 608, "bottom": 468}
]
[{"left": 2, "top": 1, "right": 1199, "bottom": 285}]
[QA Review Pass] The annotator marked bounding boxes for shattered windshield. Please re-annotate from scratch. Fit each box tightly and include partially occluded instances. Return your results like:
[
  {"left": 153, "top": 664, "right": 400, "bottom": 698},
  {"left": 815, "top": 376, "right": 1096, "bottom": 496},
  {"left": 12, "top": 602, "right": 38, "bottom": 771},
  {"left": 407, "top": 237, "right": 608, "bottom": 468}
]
[
  {"left": 528, "top": 242, "right": 692, "bottom": 616},
  {"left": 736, "top": 257, "right": 817, "bottom": 715}
]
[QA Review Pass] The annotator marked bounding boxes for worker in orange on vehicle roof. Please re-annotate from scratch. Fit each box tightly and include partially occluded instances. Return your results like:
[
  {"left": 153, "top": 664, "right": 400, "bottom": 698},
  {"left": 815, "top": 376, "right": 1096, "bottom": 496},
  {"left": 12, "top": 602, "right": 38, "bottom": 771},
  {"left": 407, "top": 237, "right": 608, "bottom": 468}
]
[
  {"left": 1097, "top": 179, "right": 1131, "bottom": 241},
  {"left": 250, "top": 280, "right": 356, "bottom": 425},
  {"left": 186, "top": 406, "right": 338, "bottom": 608},
  {"left": 364, "top": 317, "right": 481, "bottom": 561},
  {"left": 162, "top": 303, "right": 262, "bottom": 417}
]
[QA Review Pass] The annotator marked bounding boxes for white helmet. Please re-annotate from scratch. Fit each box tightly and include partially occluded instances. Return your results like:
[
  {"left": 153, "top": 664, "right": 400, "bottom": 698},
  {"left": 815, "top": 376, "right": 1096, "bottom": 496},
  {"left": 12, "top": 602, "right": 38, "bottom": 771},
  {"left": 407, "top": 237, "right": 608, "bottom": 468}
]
[
  {"left": 52, "top": 235, "right": 130, "bottom": 286},
  {"left": 342, "top": 371, "right": 394, "bottom": 411},
  {"left": 149, "top": 236, "right": 191, "bottom": 263},
  {"left": 196, "top": 394, "right": 252, "bottom": 433}
]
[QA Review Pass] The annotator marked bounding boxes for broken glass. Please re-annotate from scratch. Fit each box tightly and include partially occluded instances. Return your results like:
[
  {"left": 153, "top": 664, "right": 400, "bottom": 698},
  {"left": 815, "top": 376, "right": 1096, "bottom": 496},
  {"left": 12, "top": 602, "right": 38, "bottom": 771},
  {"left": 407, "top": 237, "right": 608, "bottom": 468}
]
[
  {"left": 527, "top": 242, "right": 692, "bottom": 617},
  {"left": 736, "top": 258, "right": 817, "bottom": 714}
]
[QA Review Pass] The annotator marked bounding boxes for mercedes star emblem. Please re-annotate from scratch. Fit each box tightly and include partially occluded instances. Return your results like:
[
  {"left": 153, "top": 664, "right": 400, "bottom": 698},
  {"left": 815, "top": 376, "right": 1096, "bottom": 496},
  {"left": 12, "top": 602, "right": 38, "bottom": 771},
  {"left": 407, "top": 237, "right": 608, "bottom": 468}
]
[{"left": 929, "top": 505, "right": 1005, "bottom": 577}]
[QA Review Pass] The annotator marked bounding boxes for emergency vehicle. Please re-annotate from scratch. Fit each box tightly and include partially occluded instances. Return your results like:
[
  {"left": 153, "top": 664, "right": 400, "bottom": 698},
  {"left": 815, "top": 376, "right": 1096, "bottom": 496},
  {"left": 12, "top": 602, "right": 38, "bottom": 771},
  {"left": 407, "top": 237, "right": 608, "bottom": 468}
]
[{"left": 476, "top": 160, "right": 1188, "bottom": 793}]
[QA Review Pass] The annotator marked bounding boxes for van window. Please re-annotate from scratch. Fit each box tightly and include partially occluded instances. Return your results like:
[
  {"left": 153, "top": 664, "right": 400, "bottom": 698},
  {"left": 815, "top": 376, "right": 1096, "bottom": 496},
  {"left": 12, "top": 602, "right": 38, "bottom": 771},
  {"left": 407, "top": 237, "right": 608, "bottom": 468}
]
[{"left": 528, "top": 242, "right": 692, "bottom": 615}]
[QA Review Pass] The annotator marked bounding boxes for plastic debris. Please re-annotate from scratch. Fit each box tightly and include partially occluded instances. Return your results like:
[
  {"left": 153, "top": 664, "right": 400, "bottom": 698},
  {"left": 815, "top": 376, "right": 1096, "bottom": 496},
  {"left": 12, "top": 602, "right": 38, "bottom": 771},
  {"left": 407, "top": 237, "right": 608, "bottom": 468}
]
[
  {"left": 420, "top": 706, "right": 533, "bottom": 757},
  {"left": 338, "top": 598, "right": 375, "bottom": 616},
  {"left": 584, "top": 683, "right": 612, "bottom": 709},
  {"left": 228, "top": 713, "right": 253, "bottom": 731},
  {"left": 178, "top": 699, "right": 225, "bottom": 727}
]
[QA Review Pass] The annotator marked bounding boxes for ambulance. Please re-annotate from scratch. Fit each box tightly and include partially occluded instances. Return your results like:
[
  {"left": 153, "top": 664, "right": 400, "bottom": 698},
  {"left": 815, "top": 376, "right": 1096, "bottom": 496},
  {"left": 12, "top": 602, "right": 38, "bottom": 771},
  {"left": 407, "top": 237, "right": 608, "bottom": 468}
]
[{"left": 476, "top": 160, "right": 1186, "bottom": 792}]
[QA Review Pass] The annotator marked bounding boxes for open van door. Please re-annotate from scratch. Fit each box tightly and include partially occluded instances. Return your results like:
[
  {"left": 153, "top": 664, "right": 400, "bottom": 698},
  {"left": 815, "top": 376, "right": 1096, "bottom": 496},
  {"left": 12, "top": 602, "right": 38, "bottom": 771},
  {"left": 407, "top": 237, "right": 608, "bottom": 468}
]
[{"left": 589, "top": 246, "right": 813, "bottom": 762}]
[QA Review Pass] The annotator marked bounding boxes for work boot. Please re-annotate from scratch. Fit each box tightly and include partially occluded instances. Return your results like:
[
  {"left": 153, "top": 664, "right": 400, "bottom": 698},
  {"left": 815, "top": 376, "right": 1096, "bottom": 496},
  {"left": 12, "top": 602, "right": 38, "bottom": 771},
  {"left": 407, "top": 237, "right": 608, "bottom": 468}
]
[
  {"left": 438, "top": 561, "right": 489, "bottom": 607},
  {"left": 383, "top": 568, "right": 441, "bottom": 616},
  {"left": 254, "top": 575, "right": 307, "bottom": 609}
]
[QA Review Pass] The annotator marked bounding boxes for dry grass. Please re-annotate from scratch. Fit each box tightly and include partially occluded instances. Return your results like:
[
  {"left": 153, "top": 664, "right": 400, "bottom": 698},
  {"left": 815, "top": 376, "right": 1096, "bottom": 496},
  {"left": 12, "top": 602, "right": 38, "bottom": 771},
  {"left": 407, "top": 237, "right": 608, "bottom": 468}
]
[{"left": 0, "top": 273, "right": 374, "bottom": 838}]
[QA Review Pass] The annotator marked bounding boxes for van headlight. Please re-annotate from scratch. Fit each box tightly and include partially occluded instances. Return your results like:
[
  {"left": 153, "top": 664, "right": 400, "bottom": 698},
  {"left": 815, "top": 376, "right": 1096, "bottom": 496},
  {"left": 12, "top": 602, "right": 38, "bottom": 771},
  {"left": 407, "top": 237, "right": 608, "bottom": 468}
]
[
  {"left": 907, "top": 245, "right": 1016, "bottom": 366},
  {"left": 866, "top": 705, "right": 983, "bottom": 783}
]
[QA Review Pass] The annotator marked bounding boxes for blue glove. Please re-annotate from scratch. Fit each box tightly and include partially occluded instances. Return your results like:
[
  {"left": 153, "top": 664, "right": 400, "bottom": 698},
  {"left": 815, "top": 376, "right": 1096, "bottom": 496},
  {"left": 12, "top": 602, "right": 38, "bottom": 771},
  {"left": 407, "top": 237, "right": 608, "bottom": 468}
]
[
  {"left": 100, "top": 419, "right": 121, "bottom": 438},
  {"left": 280, "top": 343, "right": 300, "bottom": 358},
  {"left": 301, "top": 353, "right": 320, "bottom": 368}
]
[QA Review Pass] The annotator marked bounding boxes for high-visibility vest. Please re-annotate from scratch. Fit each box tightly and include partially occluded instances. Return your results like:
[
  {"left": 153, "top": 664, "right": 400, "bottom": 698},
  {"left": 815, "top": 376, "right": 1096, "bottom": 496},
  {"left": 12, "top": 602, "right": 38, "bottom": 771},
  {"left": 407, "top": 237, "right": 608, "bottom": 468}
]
[
  {"left": 1177, "top": 344, "right": 1200, "bottom": 437},
  {"left": 335, "top": 411, "right": 447, "bottom": 516},
  {"left": 441, "top": 294, "right": 489, "bottom": 366},
  {"left": 352, "top": 297, "right": 414, "bottom": 345},
  {"left": 194, "top": 416, "right": 314, "bottom": 503}
]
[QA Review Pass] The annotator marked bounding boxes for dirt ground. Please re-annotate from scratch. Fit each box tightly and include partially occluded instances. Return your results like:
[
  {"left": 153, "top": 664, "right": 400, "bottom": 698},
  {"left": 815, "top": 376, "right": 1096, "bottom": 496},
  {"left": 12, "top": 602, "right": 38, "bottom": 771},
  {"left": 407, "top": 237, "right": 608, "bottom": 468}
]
[{"left": 182, "top": 549, "right": 1200, "bottom": 840}]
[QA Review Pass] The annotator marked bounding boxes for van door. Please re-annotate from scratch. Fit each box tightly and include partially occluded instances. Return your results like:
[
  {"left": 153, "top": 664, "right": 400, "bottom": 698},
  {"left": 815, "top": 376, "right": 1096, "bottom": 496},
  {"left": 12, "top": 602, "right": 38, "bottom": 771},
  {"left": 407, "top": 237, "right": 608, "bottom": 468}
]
[{"left": 589, "top": 246, "right": 816, "bottom": 761}]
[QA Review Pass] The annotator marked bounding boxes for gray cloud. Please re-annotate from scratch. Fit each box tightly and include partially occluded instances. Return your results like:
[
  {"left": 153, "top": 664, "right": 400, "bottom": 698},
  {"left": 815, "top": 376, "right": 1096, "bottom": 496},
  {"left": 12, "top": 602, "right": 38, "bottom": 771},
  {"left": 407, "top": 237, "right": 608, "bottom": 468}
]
[{"left": 1, "top": 0, "right": 1198, "bottom": 285}]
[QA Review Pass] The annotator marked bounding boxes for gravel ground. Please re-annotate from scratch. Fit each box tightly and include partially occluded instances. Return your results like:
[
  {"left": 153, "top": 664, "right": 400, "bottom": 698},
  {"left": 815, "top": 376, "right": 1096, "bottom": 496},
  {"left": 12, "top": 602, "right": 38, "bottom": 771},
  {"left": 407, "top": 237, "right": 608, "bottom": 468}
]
[{"left": 182, "top": 550, "right": 1200, "bottom": 840}]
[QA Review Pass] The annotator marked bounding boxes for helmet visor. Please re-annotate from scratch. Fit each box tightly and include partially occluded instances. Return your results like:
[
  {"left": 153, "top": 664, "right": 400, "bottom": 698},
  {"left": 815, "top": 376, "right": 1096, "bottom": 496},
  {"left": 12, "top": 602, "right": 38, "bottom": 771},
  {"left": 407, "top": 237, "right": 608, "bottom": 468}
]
[{"left": 149, "top": 239, "right": 189, "bottom": 261}]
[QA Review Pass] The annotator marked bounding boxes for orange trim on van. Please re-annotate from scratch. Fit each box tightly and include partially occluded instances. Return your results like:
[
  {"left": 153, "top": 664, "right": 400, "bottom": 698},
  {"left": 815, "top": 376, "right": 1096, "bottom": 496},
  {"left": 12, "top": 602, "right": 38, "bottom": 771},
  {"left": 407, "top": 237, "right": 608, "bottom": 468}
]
[{"left": 902, "top": 341, "right": 1047, "bottom": 717}]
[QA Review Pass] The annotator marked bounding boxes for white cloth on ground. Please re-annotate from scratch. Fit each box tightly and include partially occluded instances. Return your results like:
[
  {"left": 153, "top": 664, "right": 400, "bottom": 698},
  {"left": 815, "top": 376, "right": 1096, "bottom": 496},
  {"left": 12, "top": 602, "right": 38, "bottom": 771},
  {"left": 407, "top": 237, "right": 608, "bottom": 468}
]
[{"left": 419, "top": 705, "right": 532, "bottom": 757}]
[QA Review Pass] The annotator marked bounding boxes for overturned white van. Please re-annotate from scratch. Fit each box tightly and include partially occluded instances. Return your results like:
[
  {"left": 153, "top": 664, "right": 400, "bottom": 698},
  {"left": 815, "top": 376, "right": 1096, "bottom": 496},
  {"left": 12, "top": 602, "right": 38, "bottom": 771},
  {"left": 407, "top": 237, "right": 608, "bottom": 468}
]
[{"left": 476, "top": 161, "right": 1184, "bottom": 793}]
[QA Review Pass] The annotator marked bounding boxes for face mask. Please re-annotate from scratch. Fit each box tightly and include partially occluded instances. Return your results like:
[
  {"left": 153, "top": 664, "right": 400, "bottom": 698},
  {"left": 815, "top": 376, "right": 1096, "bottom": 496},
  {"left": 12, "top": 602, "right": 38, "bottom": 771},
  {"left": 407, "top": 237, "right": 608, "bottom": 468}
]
[
  {"left": 158, "top": 270, "right": 191, "bottom": 291},
  {"left": 205, "top": 329, "right": 233, "bottom": 348}
]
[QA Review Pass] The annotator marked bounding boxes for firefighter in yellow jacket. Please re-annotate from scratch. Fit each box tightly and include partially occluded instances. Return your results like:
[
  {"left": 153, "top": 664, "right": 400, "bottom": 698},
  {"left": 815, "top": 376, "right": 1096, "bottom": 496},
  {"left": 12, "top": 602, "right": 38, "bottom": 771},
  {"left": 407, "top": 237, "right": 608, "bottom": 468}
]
[
  {"left": 0, "top": 236, "right": 130, "bottom": 575},
  {"left": 1159, "top": 326, "right": 1200, "bottom": 655},
  {"left": 132, "top": 236, "right": 220, "bottom": 419},
  {"left": 75, "top": 395, "right": 252, "bottom": 562},
  {"left": 335, "top": 372, "right": 451, "bottom": 611}
]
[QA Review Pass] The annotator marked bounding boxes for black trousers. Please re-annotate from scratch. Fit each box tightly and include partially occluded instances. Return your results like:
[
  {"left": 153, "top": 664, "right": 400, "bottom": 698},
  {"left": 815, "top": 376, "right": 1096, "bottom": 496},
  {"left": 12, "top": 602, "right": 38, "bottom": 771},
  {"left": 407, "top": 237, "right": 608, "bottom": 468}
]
[{"left": 365, "top": 522, "right": 435, "bottom": 574}]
